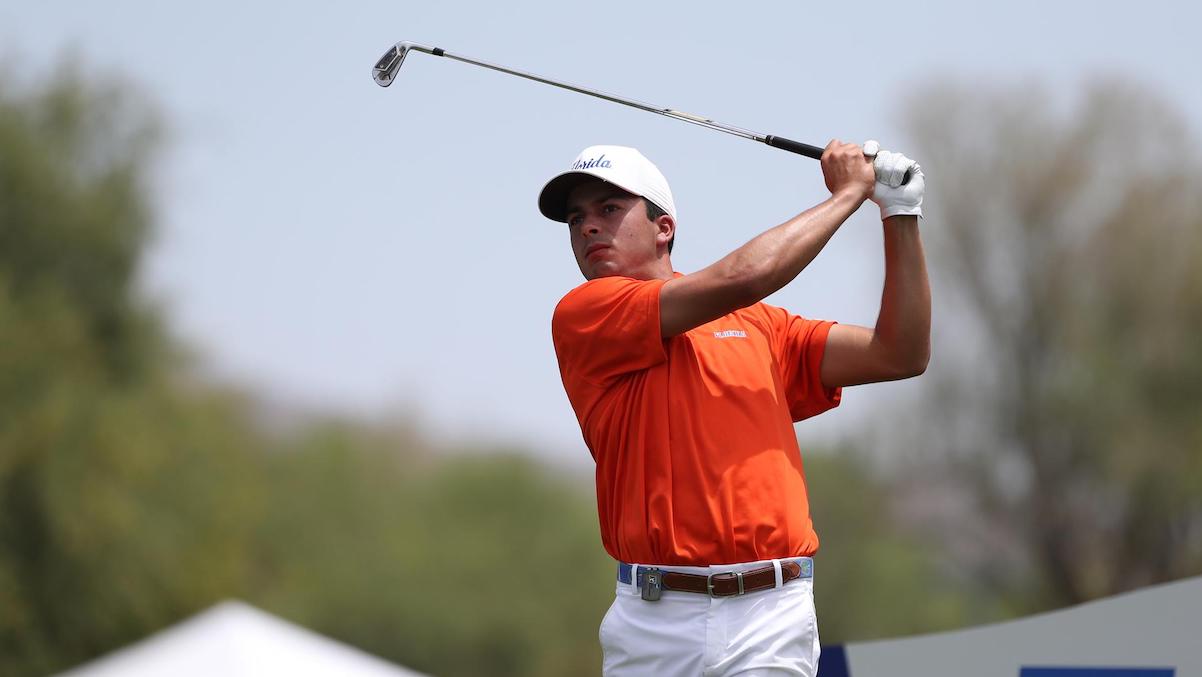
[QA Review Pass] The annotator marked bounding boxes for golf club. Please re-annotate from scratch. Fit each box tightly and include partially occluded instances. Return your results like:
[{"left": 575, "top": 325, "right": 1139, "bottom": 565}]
[{"left": 372, "top": 41, "right": 826, "bottom": 161}]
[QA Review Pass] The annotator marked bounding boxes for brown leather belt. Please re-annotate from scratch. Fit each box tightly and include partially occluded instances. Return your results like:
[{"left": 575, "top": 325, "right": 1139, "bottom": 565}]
[{"left": 620, "top": 558, "right": 813, "bottom": 601}]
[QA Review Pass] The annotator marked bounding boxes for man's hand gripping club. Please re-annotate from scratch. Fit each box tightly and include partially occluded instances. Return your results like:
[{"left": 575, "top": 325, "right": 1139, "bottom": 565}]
[
  {"left": 821, "top": 139, "right": 925, "bottom": 220},
  {"left": 658, "top": 139, "right": 926, "bottom": 339},
  {"left": 863, "top": 139, "right": 924, "bottom": 220}
]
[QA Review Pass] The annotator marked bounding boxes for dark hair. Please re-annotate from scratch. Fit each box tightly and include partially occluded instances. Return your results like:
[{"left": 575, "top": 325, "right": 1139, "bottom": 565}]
[{"left": 644, "top": 199, "right": 675, "bottom": 254}]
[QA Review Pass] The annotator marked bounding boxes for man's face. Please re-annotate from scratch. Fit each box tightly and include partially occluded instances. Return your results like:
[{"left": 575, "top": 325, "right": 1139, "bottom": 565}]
[{"left": 565, "top": 181, "right": 665, "bottom": 280}]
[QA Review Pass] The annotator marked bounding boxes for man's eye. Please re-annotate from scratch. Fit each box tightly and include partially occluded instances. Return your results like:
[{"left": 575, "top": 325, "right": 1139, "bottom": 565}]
[
  {"left": 568, "top": 216, "right": 582, "bottom": 226},
  {"left": 604, "top": 204, "right": 619, "bottom": 213}
]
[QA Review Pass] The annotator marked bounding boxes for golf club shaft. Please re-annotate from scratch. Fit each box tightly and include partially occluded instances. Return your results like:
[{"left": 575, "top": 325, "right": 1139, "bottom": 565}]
[{"left": 385, "top": 43, "right": 825, "bottom": 161}]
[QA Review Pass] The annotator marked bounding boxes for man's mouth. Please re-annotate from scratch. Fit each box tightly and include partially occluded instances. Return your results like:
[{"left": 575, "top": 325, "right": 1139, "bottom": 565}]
[{"left": 585, "top": 244, "right": 610, "bottom": 260}]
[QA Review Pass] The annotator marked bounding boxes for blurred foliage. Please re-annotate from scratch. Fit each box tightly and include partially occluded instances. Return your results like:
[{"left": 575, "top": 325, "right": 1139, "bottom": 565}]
[
  {"left": 804, "top": 448, "right": 1002, "bottom": 642},
  {"left": 247, "top": 431, "right": 614, "bottom": 677},
  {"left": 899, "top": 79, "right": 1202, "bottom": 611},
  {"left": 0, "top": 61, "right": 613, "bottom": 677},
  {"left": 0, "top": 63, "right": 261, "bottom": 673}
]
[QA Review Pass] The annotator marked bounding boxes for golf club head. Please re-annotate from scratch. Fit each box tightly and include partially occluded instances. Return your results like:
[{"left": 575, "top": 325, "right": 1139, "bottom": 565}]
[{"left": 372, "top": 42, "right": 412, "bottom": 87}]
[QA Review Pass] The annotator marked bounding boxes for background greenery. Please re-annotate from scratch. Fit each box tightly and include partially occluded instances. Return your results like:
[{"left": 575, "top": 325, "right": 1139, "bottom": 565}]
[{"left": 2, "top": 63, "right": 1199, "bottom": 676}]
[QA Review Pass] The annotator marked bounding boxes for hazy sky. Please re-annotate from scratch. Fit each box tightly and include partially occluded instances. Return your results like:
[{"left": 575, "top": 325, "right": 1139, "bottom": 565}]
[{"left": 3, "top": 1, "right": 1199, "bottom": 467}]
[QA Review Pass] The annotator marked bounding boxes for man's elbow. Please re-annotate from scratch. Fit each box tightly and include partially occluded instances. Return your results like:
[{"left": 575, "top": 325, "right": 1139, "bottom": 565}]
[
  {"left": 896, "top": 342, "right": 930, "bottom": 379},
  {"left": 882, "top": 341, "right": 929, "bottom": 380}
]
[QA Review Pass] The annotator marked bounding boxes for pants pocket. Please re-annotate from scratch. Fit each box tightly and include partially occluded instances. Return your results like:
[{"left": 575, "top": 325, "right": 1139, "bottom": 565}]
[{"left": 598, "top": 596, "right": 620, "bottom": 650}]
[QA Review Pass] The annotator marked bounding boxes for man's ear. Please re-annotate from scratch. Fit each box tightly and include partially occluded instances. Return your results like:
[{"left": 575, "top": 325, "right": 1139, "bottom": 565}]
[{"left": 656, "top": 214, "right": 676, "bottom": 249}]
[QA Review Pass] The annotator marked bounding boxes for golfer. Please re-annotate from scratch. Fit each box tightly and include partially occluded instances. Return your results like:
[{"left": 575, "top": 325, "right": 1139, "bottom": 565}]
[{"left": 541, "top": 141, "right": 929, "bottom": 676}]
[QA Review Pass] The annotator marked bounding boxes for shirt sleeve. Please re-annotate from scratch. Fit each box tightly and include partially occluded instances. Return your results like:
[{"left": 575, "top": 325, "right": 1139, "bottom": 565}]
[
  {"left": 760, "top": 303, "right": 842, "bottom": 421},
  {"left": 552, "top": 276, "right": 668, "bottom": 386}
]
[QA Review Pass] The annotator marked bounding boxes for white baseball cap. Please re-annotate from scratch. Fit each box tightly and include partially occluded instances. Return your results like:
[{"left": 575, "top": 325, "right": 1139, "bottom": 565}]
[{"left": 538, "top": 145, "right": 677, "bottom": 222}]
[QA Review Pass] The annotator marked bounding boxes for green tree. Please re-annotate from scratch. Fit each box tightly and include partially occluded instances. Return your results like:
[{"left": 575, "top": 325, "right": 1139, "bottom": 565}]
[
  {"left": 0, "top": 63, "right": 262, "bottom": 675},
  {"left": 246, "top": 427, "right": 613, "bottom": 677},
  {"left": 0, "top": 61, "right": 618, "bottom": 677},
  {"left": 805, "top": 448, "right": 992, "bottom": 642},
  {"left": 898, "top": 79, "right": 1202, "bottom": 610}
]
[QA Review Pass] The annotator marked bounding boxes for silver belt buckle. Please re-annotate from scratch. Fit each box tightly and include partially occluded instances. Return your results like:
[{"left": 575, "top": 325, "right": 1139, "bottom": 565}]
[
  {"left": 706, "top": 571, "right": 745, "bottom": 597},
  {"left": 640, "top": 568, "right": 663, "bottom": 601}
]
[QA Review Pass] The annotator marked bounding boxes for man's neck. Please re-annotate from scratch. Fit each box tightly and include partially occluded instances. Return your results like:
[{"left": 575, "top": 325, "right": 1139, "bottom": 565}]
[{"left": 626, "top": 256, "right": 674, "bottom": 281}]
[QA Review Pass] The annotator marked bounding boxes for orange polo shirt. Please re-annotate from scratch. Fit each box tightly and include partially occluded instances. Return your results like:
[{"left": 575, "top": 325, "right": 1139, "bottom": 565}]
[{"left": 552, "top": 274, "right": 841, "bottom": 565}]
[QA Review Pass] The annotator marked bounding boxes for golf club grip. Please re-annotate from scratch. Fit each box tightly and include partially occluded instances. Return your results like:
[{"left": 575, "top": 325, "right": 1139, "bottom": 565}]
[{"left": 764, "top": 135, "right": 824, "bottom": 160}]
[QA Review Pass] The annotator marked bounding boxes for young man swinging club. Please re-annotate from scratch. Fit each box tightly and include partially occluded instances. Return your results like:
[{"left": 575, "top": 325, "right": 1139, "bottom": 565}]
[{"left": 542, "top": 139, "right": 929, "bottom": 676}]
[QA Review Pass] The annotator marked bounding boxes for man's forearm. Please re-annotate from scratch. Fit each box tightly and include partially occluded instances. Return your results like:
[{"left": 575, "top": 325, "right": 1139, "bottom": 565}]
[
  {"left": 874, "top": 215, "right": 931, "bottom": 373},
  {"left": 659, "top": 142, "right": 876, "bottom": 338},
  {"left": 713, "top": 190, "right": 864, "bottom": 303}
]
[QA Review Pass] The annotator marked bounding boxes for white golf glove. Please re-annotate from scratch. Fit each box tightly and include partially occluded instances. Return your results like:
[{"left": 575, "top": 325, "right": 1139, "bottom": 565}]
[{"left": 863, "top": 140, "right": 924, "bottom": 220}]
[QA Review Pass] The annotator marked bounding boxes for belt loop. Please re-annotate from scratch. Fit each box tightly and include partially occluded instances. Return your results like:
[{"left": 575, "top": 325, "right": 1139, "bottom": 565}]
[
  {"left": 772, "top": 559, "right": 783, "bottom": 589},
  {"left": 631, "top": 563, "right": 642, "bottom": 592}
]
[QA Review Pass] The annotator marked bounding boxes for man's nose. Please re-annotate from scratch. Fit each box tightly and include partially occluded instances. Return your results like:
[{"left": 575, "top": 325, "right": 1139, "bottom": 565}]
[{"left": 577, "top": 219, "right": 600, "bottom": 237}]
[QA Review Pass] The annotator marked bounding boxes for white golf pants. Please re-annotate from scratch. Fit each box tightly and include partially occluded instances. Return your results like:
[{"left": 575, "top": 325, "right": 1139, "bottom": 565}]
[{"left": 600, "top": 558, "right": 820, "bottom": 676}]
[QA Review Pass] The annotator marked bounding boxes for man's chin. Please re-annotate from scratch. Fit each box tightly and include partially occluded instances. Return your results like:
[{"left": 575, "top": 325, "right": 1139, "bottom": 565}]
[{"left": 582, "top": 262, "right": 624, "bottom": 280}]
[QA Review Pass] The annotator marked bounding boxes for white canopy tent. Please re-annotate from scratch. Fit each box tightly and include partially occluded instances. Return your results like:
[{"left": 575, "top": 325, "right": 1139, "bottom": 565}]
[{"left": 57, "top": 600, "right": 427, "bottom": 677}]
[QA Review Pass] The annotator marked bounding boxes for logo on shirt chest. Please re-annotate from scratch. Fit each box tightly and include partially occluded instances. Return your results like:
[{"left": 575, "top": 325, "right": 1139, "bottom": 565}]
[{"left": 712, "top": 329, "right": 748, "bottom": 339}]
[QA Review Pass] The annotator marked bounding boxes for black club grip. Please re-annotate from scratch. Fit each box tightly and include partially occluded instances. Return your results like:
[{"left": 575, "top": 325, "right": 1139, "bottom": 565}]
[
  {"left": 766, "top": 134, "right": 914, "bottom": 185},
  {"left": 764, "top": 135, "right": 824, "bottom": 160}
]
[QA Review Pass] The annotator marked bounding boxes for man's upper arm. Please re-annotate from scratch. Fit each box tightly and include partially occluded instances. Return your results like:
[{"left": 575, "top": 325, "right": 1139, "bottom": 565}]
[{"left": 820, "top": 323, "right": 914, "bottom": 388}]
